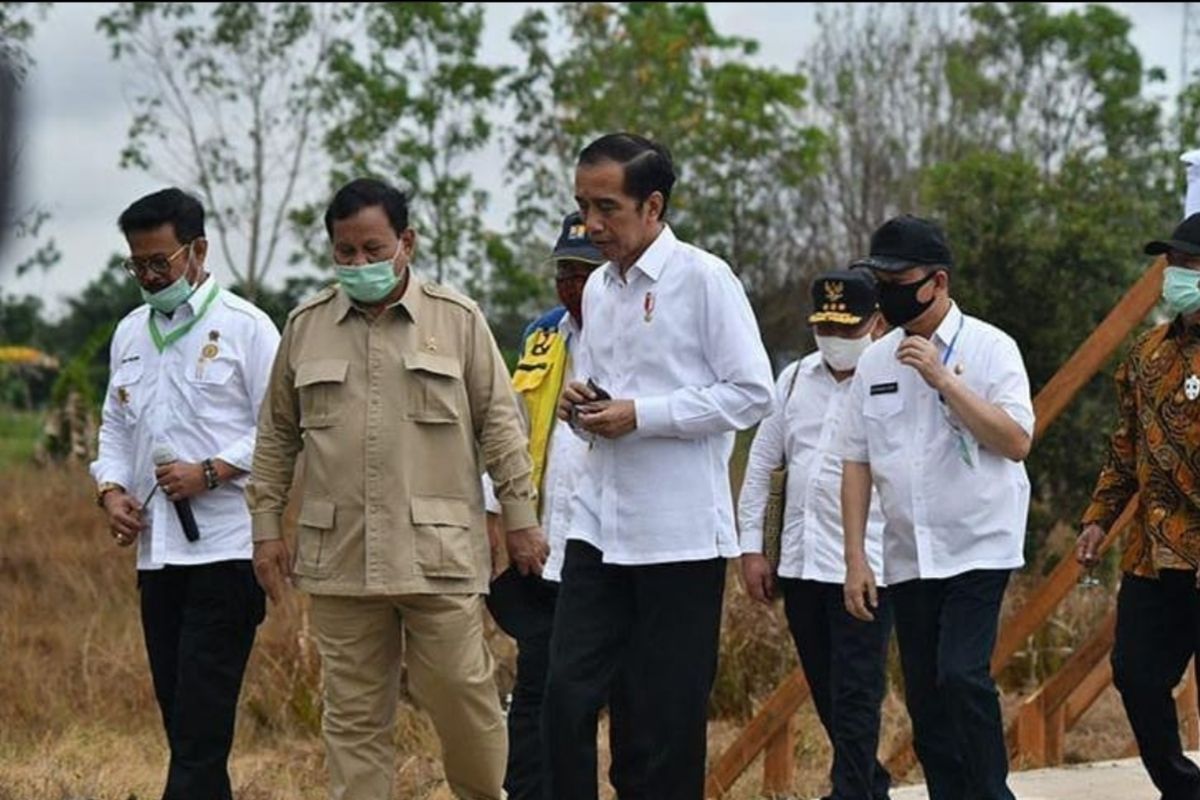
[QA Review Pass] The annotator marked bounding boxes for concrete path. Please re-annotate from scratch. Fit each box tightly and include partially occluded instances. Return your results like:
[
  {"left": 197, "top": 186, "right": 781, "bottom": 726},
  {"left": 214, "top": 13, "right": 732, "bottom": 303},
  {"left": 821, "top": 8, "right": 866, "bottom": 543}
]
[{"left": 890, "top": 754, "right": 1195, "bottom": 799}]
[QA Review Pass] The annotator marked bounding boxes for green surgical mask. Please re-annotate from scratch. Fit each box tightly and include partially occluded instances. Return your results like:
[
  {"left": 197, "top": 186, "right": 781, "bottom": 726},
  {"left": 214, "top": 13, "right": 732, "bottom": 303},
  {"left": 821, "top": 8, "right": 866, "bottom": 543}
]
[
  {"left": 140, "top": 256, "right": 198, "bottom": 315},
  {"left": 337, "top": 245, "right": 403, "bottom": 303},
  {"left": 1163, "top": 266, "right": 1200, "bottom": 317}
]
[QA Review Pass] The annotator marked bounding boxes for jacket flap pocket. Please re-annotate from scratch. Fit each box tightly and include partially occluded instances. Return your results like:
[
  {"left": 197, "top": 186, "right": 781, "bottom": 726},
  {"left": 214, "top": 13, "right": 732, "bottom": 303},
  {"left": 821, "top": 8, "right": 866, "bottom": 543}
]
[
  {"left": 294, "top": 359, "right": 349, "bottom": 388},
  {"left": 411, "top": 496, "right": 473, "bottom": 528},
  {"left": 404, "top": 352, "right": 461, "bottom": 380},
  {"left": 298, "top": 497, "right": 336, "bottom": 530}
]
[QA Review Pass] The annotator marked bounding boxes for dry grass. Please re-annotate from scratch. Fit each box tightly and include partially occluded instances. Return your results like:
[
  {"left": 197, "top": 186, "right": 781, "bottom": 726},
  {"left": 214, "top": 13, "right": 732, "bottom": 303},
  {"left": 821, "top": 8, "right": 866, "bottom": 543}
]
[{"left": 0, "top": 463, "right": 1139, "bottom": 800}]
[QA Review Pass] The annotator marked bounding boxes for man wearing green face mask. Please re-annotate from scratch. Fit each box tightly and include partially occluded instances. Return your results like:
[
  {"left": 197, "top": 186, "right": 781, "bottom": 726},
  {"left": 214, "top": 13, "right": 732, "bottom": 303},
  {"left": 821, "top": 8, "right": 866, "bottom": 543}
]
[
  {"left": 1079, "top": 212, "right": 1200, "bottom": 800},
  {"left": 91, "top": 187, "right": 281, "bottom": 800},
  {"left": 248, "top": 177, "right": 546, "bottom": 800}
]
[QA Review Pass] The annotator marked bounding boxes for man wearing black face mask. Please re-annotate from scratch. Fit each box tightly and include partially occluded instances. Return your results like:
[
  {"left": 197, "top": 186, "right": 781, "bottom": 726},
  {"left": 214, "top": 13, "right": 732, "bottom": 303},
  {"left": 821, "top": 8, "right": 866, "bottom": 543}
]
[{"left": 838, "top": 215, "right": 1035, "bottom": 800}]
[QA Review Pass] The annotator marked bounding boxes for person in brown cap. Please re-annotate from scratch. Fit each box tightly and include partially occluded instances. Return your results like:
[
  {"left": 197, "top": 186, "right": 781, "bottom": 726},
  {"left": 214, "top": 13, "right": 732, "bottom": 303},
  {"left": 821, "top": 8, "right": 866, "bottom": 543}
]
[
  {"left": 1078, "top": 211, "right": 1200, "bottom": 800},
  {"left": 738, "top": 268, "right": 892, "bottom": 799}
]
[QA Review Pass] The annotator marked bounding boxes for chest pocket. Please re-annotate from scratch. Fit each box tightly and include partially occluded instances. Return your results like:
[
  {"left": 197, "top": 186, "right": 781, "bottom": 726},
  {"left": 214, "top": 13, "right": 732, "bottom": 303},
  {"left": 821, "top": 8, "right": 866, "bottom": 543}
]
[
  {"left": 404, "top": 352, "right": 463, "bottom": 423},
  {"left": 864, "top": 391, "right": 903, "bottom": 420},
  {"left": 295, "top": 359, "right": 349, "bottom": 429},
  {"left": 112, "top": 358, "right": 145, "bottom": 421}
]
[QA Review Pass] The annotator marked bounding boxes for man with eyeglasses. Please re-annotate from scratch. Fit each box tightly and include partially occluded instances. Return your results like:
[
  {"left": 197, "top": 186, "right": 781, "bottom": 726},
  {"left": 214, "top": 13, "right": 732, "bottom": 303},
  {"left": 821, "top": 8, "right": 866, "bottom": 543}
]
[
  {"left": 90, "top": 187, "right": 280, "bottom": 800},
  {"left": 1078, "top": 213, "right": 1200, "bottom": 800}
]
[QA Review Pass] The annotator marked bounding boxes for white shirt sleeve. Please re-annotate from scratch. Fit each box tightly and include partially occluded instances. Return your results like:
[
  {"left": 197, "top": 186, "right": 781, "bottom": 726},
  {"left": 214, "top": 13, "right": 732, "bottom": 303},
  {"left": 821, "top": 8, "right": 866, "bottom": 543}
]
[
  {"left": 838, "top": 368, "right": 870, "bottom": 464},
  {"left": 634, "top": 265, "right": 774, "bottom": 438},
  {"left": 736, "top": 364, "right": 794, "bottom": 554},
  {"left": 985, "top": 333, "right": 1036, "bottom": 439},
  {"left": 215, "top": 314, "right": 282, "bottom": 473},
  {"left": 90, "top": 326, "right": 135, "bottom": 489}
]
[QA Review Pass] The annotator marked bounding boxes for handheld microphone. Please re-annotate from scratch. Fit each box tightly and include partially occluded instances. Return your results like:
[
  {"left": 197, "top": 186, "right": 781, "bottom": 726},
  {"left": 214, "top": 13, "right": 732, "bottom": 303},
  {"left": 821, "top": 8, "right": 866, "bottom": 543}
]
[{"left": 152, "top": 444, "right": 201, "bottom": 543}]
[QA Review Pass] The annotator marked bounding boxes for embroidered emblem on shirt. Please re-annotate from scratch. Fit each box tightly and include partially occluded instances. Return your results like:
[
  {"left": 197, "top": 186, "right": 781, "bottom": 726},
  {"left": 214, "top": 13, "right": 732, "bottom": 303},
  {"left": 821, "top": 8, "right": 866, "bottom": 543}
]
[
  {"left": 1186, "top": 374, "right": 1200, "bottom": 401},
  {"left": 208, "top": 330, "right": 220, "bottom": 342},
  {"left": 117, "top": 387, "right": 130, "bottom": 405},
  {"left": 954, "top": 363, "right": 964, "bottom": 375},
  {"left": 643, "top": 291, "right": 655, "bottom": 323},
  {"left": 425, "top": 337, "right": 438, "bottom": 352},
  {"left": 201, "top": 344, "right": 219, "bottom": 360}
]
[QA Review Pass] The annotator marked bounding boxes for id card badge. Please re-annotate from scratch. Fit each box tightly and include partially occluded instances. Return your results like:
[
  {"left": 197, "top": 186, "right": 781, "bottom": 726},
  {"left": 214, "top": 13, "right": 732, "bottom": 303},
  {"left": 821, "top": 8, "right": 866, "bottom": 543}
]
[{"left": 941, "top": 403, "right": 978, "bottom": 469}]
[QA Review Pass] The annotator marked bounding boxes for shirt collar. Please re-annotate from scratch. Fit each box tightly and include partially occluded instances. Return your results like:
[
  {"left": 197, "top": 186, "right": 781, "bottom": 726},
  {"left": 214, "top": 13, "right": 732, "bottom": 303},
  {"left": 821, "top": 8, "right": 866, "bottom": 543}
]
[
  {"left": 933, "top": 302, "right": 964, "bottom": 349},
  {"left": 560, "top": 311, "right": 581, "bottom": 338},
  {"left": 334, "top": 272, "right": 420, "bottom": 324},
  {"left": 603, "top": 224, "right": 676, "bottom": 285}
]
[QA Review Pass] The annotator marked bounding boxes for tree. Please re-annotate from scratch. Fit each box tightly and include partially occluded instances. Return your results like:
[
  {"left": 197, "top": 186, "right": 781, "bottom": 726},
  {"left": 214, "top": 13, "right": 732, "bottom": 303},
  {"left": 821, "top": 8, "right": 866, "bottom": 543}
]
[
  {"left": 97, "top": 2, "right": 355, "bottom": 299},
  {"left": 317, "top": 3, "right": 506, "bottom": 289},
  {"left": 506, "top": 3, "right": 824, "bottom": 357}
]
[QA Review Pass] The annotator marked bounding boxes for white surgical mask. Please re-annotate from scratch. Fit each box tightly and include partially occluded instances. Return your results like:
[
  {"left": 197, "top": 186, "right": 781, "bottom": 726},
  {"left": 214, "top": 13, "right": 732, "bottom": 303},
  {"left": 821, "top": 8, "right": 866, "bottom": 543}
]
[{"left": 815, "top": 333, "right": 872, "bottom": 372}]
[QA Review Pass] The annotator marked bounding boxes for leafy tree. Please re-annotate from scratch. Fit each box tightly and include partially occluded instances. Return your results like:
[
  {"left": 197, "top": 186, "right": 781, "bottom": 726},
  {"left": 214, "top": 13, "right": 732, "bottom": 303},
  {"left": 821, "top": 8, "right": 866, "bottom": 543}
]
[
  {"left": 317, "top": 3, "right": 506, "bottom": 289},
  {"left": 97, "top": 2, "right": 354, "bottom": 299}
]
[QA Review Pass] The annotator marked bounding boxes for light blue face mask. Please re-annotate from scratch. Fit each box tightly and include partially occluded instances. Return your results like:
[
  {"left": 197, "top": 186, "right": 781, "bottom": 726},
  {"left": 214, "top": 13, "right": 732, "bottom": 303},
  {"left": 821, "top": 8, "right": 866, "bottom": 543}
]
[
  {"left": 140, "top": 252, "right": 198, "bottom": 314},
  {"left": 336, "top": 244, "right": 403, "bottom": 303},
  {"left": 1163, "top": 266, "right": 1200, "bottom": 317}
]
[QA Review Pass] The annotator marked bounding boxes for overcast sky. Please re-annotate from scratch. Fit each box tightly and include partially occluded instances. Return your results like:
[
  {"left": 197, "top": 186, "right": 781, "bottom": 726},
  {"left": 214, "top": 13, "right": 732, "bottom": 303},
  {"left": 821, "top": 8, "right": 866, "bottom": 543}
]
[{"left": 0, "top": 2, "right": 1188, "bottom": 317}]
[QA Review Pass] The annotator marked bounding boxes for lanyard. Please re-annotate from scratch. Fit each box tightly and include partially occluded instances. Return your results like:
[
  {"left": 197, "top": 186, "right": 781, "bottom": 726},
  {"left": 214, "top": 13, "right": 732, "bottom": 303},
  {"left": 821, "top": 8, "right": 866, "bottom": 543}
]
[
  {"left": 941, "top": 313, "right": 965, "bottom": 367},
  {"left": 147, "top": 282, "right": 220, "bottom": 353}
]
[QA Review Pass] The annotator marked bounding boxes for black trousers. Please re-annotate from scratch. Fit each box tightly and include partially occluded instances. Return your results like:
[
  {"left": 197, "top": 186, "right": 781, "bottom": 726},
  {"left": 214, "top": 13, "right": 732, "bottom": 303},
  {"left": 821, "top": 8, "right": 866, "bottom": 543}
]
[
  {"left": 487, "top": 567, "right": 647, "bottom": 800},
  {"left": 139, "top": 560, "right": 265, "bottom": 800},
  {"left": 542, "top": 540, "right": 726, "bottom": 800},
  {"left": 890, "top": 570, "right": 1014, "bottom": 800},
  {"left": 1113, "top": 570, "right": 1200, "bottom": 800},
  {"left": 780, "top": 579, "right": 892, "bottom": 800}
]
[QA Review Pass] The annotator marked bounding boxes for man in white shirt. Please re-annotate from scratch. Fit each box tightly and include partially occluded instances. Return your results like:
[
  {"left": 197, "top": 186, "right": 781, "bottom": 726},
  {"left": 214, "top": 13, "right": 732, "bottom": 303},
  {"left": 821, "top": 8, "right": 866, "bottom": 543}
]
[
  {"left": 482, "top": 211, "right": 624, "bottom": 799},
  {"left": 840, "top": 216, "right": 1034, "bottom": 800},
  {"left": 738, "top": 269, "right": 892, "bottom": 800},
  {"left": 91, "top": 188, "right": 280, "bottom": 800},
  {"left": 547, "top": 133, "right": 775, "bottom": 799}
]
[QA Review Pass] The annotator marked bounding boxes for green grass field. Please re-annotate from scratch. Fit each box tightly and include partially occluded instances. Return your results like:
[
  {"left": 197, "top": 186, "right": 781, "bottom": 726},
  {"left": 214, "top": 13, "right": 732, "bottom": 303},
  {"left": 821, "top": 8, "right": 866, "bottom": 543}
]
[{"left": 0, "top": 409, "right": 42, "bottom": 469}]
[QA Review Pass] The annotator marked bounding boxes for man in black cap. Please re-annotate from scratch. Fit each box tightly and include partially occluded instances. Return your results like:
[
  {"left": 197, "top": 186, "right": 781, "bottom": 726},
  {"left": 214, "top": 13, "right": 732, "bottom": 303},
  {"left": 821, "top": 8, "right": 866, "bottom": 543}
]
[
  {"left": 482, "top": 211, "right": 644, "bottom": 798},
  {"left": 838, "top": 215, "right": 1035, "bottom": 800},
  {"left": 739, "top": 268, "right": 893, "bottom": 799},
  {"left": 1077, "top": 212, "right": 1200, "bottom": 800}
]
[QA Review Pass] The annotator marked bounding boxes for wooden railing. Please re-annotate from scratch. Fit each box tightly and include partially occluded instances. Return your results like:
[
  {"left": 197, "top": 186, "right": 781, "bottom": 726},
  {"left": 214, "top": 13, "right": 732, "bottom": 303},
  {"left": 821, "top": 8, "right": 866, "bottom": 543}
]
[{"left": 705, "top": 258, "right": 1168, "bottom": 798}]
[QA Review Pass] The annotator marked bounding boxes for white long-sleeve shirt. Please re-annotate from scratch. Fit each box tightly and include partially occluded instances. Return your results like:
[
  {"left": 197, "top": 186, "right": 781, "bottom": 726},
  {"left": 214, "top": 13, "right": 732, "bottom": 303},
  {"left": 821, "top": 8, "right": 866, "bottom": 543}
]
[
  {"left": 90, "top": 277, "right": 280, "bottom": 569},
  {"left": 567, "top": 225, "right": 774, "bottom": 565},
  {"left": 737, "top": 353, "right": 886, "bottom": 584},
  {"left": 837, "top": 303, "right": 1033, "bottom": 584}
]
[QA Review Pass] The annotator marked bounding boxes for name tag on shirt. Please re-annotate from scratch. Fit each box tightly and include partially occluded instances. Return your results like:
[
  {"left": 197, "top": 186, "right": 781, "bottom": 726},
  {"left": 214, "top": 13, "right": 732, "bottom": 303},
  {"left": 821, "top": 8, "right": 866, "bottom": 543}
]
[{"left": 870, "top": 382, "right": 899, "bottom": 396}]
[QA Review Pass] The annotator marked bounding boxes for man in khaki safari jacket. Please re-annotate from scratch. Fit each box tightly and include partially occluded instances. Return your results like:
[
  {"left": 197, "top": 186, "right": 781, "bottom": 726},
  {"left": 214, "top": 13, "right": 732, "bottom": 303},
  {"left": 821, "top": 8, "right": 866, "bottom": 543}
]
[{"left": 247, "top": 177, "right": 548, "bottom": 800}]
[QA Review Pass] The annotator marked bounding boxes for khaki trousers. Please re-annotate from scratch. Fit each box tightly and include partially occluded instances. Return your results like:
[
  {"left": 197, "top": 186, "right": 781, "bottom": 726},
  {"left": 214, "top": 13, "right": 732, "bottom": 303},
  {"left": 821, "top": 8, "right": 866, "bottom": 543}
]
[{"left": 310, "top": 593, "right": 507, "bottom": 800}]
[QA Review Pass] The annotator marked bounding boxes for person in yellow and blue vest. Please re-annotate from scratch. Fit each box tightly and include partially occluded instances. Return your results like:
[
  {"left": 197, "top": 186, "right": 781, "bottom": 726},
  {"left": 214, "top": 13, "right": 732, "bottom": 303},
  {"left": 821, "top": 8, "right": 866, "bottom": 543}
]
[{"left": 484, "top": 211, "right": 646, "bottom": 799}]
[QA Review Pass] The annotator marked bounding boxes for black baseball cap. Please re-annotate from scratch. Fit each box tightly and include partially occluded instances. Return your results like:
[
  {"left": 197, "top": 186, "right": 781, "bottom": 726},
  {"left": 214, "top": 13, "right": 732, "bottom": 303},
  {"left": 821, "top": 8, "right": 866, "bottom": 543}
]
[
  {"left": 552, "top": 211, "right": 604, "bottom": 264},
  {"left": 854, "top": 214, "right": 954, "bottom": 272},
  {"left": 1144, "top": 213, "right": 1200, "bottom": 256},
  {"left": 808, "top": 269, "right": 879, "bottom": 325}
]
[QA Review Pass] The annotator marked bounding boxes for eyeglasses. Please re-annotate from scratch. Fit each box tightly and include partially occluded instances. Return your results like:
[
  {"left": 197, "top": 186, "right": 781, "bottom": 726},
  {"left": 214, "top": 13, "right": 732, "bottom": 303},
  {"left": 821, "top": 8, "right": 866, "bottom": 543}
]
[{"left": 122, "top": 243, "right": 190, "bottom": 278}]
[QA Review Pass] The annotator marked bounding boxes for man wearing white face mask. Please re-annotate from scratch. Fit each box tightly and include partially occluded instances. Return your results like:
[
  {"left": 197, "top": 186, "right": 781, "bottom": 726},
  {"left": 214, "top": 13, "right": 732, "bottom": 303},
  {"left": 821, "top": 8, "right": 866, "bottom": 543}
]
[
  {"left": 247, "top": 177, "right": 546, "bottom": 800},
  {"left": 91, "top": 187, "right": 280, "bottom": 799},
  {"left": 738, "top": 268, "right": 892, "bottom": 800}
]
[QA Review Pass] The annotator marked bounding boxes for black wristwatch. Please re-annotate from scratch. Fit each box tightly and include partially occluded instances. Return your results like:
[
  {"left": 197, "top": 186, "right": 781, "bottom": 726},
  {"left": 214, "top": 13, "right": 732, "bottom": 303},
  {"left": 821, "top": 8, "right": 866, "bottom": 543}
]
[{"left": 202, "top": 459, "right": 220, "bottom": 491}]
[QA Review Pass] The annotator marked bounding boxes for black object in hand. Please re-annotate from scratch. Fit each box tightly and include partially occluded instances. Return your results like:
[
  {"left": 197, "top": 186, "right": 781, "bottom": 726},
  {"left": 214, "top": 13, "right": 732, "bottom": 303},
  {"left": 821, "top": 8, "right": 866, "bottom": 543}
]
[{"left": 586, "top": 378, "right": 612, "bottom": 401}]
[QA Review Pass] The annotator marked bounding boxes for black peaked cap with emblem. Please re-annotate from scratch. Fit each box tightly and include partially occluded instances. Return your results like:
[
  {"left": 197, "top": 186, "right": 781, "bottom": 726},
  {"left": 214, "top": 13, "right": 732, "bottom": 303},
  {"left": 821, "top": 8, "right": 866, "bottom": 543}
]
[{"left": 808, "top": 269, "right": 879, "bottom": 325}]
